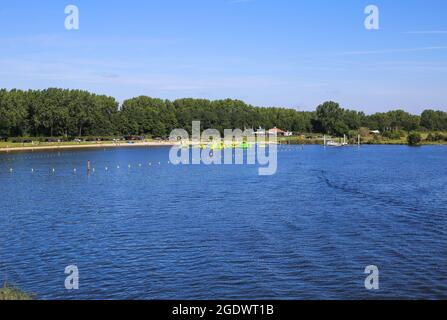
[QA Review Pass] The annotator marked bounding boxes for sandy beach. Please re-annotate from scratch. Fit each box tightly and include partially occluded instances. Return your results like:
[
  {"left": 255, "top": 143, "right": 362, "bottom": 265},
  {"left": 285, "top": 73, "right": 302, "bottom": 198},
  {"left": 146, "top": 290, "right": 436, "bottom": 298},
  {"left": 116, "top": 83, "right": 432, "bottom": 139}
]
[{"left": 0, "top": 141, "right": 178, "bottom": 153}]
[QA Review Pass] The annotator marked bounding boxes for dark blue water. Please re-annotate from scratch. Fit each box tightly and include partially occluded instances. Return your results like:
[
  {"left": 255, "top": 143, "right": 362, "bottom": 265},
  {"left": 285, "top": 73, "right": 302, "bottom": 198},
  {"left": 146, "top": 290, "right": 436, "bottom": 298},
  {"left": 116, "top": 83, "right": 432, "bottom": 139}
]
[{"left": 0, "top": 145, "right": 446, "bottom": 300}]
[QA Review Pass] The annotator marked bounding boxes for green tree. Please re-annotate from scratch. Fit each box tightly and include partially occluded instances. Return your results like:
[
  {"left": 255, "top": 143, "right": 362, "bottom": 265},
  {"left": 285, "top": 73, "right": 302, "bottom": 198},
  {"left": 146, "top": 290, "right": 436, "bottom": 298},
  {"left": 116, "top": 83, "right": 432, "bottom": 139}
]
[
  {"left": 1, "top": 87, "right": 444, "bottom": 141},
  {"left": 421, "top": 110, "right": 447, "bottom": 131},
  {"left": 407, "top": 132, "right": 422, "bottom": 146},
  {"left": 0, "top": 89, "right": 29, "bottom": 137},
  {"left": 315, "top": 101, "right": 347, "bottom": 135}
]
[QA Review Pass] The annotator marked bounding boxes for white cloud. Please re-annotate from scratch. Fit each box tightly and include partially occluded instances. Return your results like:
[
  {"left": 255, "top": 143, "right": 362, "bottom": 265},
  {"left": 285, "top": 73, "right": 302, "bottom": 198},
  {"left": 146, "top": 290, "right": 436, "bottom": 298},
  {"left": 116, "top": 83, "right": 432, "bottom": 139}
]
[
  {"left": 339, "top": 46, "right": 447, "bottom": 55},
  {"left": 404, "top": 31, "right": 447, "bottom": 34}
]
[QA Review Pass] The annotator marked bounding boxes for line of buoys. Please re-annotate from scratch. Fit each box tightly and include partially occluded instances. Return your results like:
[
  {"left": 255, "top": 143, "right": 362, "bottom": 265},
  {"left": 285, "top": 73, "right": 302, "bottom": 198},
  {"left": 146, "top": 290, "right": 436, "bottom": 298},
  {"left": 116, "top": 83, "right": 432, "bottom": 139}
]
[
  {"left": 0, "top": 150, "right": 111, "bottom": 162},
  {"left": 3, "top": 160, "right": 183, "bottom": 175}
]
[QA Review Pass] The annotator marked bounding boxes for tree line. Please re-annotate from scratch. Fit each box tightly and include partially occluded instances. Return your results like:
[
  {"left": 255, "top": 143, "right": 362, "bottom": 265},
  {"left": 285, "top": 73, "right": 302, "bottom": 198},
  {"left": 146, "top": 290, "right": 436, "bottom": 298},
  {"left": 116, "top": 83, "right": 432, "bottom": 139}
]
[{"left": 0, "top": 88, "right": 446, "bottom": 139}]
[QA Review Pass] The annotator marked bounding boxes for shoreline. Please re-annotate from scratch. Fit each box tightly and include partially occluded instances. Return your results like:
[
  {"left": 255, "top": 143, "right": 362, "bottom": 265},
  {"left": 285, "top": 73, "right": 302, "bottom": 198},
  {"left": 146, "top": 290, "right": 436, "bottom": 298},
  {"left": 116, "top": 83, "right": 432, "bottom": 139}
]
[
  {"left": 0, "top": 141, "right": 178, "bottom": 153},
  {"left": 1, "top": 141, "right": 446, "bottom": 153}
]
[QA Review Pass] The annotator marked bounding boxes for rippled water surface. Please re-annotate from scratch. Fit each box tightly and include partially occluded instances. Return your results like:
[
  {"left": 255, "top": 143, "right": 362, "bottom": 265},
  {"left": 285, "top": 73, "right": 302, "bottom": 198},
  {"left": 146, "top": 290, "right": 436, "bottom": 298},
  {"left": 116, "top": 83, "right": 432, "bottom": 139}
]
[{"left": 0, "top": 145, "right": 446, "bottom": 299}]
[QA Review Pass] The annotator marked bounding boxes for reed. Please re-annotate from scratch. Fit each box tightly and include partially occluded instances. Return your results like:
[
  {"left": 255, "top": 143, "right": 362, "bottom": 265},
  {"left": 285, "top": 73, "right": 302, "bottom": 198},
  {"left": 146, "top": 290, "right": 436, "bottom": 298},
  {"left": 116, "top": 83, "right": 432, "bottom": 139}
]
[{"left": 0, "top": 283, "right": 33, "bottom": 300}]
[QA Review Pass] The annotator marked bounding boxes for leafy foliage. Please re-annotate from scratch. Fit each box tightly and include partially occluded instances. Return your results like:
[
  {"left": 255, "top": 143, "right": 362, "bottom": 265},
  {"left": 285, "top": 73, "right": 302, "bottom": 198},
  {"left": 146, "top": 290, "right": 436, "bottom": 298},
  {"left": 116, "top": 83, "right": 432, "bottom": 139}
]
[
  {"left": 426, "top": 132, "right": 446, "bottom": 142},
  {"left": 0, "top": 88, "right": 446, "bottom": 138},
  {"left": 421, "top": 110, "right": 447, "bottom": 131},
  {"left": 407, "top": 132, "right": 422, "bottom": 146},
  {"left": 0, "top": 283, "right": 32, "bottom": 300}
]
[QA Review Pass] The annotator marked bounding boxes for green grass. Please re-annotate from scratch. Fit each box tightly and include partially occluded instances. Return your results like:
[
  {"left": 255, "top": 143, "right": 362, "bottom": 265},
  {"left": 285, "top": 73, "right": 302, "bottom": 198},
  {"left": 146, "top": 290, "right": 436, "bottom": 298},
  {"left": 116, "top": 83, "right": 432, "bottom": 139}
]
[
  {"left": 278, "top": 137, "right": 324, "bottom": 145},
  {"left": 279, "top": 132, "right": 447, "bottom": 146},
  {"left": 362, "top": 132, "right": 447, "bottom": 145},
  {"left": 1, "top": 133, "right": 447, "bottom": 149},
  {"left": 0, "top": 283, "right": 33, "bottom": 300},
  {"left": 0, "top": 138, "right": 162, "bottom": 149},
  {"left": 0, "top": 140, "right": 118, "bottom": 149}
]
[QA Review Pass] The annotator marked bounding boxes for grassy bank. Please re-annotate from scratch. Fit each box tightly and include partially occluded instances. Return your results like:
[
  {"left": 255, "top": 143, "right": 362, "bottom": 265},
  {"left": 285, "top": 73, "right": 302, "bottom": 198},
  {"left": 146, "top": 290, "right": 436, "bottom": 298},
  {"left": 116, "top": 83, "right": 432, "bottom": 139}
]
[
  {"left": 2, "top": 132, "right": 447, "bottom": 151},
  {"left": 278, "top": 132, "right": 447, "bottom": 146},
  {"left": 0, "top": 284, "right": 32, "bottom": 300},
  {"left": 361, "top": 131, "right": 447, "bottom": 145},
  {"left": 0, "top": 140, "right": 119, "bottom": 149},
  {"left": 0, "top": 139, "right": 175, "bottom": 152}
]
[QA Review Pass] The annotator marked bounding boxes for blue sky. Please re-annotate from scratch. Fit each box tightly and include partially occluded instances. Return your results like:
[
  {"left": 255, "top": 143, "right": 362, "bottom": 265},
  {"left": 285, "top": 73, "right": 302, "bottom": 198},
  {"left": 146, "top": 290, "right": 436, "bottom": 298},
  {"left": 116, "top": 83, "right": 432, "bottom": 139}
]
[{"left": 0, "top": 0, "right": 446, "bottom": 113}]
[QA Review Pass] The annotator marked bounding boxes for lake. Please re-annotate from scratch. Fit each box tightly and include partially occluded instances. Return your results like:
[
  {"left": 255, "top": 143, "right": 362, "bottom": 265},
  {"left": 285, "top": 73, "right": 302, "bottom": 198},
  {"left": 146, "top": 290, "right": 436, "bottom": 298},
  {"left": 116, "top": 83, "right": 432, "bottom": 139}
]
[{"left": 0, "top": 145, "right": 446, "bottom": 299}]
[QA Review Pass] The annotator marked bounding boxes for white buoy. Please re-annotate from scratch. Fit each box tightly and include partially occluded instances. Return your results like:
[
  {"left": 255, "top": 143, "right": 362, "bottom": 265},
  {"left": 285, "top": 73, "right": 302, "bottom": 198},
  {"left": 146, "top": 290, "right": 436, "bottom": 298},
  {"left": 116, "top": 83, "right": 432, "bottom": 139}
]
[
  {"left": 105, "top": 167, "right": 108, "bottom": 171},
  {"left": 31, "top": 168, "right": 34, "bottom": 173},
  {"left": 74, "top": 168, "right": 77, "bottom": 173},
  {"left": 52, "top": 168, "right": 55, "bottom": 173},
  {"left": 9, "top": 168, "right": 13, "bottom": 173}
]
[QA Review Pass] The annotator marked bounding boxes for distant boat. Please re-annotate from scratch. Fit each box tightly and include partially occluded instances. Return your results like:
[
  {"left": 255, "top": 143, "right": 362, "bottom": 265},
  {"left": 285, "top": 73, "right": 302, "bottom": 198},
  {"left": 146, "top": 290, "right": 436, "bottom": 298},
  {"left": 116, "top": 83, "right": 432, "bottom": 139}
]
[
  {"left": 326, "top": 140, "right": 344, "bottom": 147},
  {"left": 325, "top": 135, "right": 349, "bottom": 147}
]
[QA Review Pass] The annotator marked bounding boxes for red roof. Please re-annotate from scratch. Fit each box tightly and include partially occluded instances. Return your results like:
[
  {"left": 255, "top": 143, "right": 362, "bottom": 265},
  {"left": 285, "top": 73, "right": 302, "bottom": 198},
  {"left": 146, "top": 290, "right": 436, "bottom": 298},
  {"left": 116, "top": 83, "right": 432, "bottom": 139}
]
[{"left": 268, "top": 127, "right": 285, "bottom": 133}]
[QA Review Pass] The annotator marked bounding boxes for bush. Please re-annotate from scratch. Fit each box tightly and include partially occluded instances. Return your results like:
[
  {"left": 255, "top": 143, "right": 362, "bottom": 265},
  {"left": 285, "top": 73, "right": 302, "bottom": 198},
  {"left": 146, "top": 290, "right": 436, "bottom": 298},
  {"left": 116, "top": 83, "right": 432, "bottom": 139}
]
[
  {"left": 382, "top": 130, "right": 404, "bottom": 140},
  {"left": 427, "top": 132, "right": 445, "bottom": 142},
  {"left": 10, "top": 137, "right": 33, "bottom": 143},
  {"left": 407, "top": 132, "right": 422, "bottom": 146},
  {"left": 80, "top": 136, "right": 124, "bottom": 142},
  {"left": 0, "top": 283, "right": 32, "bottom": 300},
  {"left": 24, "top": 137, "right": 70, "bottom": 143},
  {"left": 369, "top": 135, "right": 383, "bottom": 144},
  {"left": 358, "top": 127, "right": 370, "bottom": 137}
]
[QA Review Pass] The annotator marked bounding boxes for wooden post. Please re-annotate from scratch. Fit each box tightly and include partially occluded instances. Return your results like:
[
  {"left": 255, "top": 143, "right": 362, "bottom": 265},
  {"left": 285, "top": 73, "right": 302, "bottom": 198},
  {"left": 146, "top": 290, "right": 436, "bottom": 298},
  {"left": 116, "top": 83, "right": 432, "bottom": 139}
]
[{"left": 87, "top": 160, "right": 91, "bottom": 174}]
